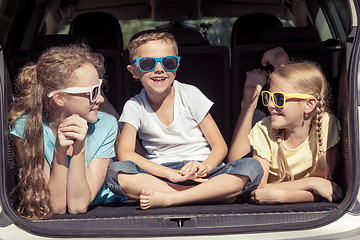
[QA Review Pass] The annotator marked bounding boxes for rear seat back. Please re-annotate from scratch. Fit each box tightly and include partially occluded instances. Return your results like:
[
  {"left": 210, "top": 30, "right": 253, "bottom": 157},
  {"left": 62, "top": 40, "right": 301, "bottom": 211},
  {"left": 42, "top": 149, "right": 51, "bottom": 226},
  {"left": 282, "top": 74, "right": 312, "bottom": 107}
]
[
  {"left": 31, "top": 34, "right": 90, "bottom": 59},
  {"left": 69, "top": 12, "right": 123, "bottom": 50},
  {"left": 176, "top": 45, "right": 231, "bottom": 144},
  {"left": 231, "top": 13, "right": 283, "bottom": 49},
  {"left": 156, "top": 21, "right": 209, "bottom": 46},
  {"left": 69, "top": 12, "right": 126, "bottom": 114}
]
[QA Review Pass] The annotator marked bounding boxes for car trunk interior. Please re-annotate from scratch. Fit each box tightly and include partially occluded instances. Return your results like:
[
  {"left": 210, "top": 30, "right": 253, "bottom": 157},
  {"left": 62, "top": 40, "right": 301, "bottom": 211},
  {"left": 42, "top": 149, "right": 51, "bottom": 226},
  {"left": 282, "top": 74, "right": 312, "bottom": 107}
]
[
  {"left": 0, "top": 0, "right": 358, "bottom": 237},
  {"left": 1, "top": 45, "right": 355, "bottom": 237}
]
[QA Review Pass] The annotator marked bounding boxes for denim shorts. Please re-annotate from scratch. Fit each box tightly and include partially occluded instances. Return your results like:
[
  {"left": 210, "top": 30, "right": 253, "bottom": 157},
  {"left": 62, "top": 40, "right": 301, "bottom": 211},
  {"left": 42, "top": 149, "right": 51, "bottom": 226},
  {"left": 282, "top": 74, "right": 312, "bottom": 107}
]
[{"left": 106, "top": 157, "right": 263, "bottom": 200}]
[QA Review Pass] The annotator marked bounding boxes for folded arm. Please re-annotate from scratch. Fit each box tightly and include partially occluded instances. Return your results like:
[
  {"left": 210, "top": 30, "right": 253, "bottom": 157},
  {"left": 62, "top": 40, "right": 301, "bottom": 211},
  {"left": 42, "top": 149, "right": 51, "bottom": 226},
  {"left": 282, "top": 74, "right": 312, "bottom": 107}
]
[{"left": 251, "top": 147, "right": 343, "bottom": 204}]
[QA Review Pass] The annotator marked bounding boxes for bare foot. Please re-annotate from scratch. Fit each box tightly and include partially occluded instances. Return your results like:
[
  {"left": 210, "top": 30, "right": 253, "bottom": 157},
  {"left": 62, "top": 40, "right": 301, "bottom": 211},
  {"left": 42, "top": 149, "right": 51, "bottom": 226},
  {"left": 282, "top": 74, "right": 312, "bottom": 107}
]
[{"left": 139, "top": 188, "right": 172, "bottom": 210}]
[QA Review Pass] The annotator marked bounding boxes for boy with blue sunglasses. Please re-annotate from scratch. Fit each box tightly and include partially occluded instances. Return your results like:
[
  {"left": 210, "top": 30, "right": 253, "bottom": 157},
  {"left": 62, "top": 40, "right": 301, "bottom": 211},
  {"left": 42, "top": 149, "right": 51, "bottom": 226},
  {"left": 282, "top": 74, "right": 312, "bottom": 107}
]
[{"left": 106, "top": 31, "right": 264, "bottom": 209}]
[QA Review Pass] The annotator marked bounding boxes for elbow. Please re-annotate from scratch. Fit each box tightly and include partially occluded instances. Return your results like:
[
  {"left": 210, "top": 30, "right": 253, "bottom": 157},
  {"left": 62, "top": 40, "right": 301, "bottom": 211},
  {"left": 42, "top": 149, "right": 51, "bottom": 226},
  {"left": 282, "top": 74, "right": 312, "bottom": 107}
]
[
  {"left": 67, "top": 203, "right": 89, "bottom": 215},
  {"left": 117, "top": 149, "right": 134, "bottom": 162},
  {"left": 51, "top": 204, "right": 67, "bottom": 215},
  {"left": 223, "top": 144, "right": 228, "bottom": 159},
  {"left": 219, "top": 140, "right": 228, "bottom": 159},
  {"left": 67, "top": 195, "right": 91, "bottom": 214}
]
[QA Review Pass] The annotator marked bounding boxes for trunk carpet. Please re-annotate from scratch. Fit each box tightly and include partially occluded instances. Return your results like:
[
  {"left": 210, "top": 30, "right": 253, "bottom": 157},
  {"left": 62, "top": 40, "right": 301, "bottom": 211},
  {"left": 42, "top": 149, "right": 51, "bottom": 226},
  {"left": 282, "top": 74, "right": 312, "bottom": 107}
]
[{"left": 52, "top": 200, "right": 338, "bottom": 219}]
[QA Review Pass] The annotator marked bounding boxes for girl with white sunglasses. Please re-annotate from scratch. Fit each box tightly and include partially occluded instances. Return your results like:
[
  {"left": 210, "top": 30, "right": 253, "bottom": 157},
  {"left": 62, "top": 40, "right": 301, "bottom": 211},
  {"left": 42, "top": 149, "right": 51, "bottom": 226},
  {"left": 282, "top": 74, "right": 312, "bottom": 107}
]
[{"left": 9, "top": 45, "right": 124, "bottom": 219}]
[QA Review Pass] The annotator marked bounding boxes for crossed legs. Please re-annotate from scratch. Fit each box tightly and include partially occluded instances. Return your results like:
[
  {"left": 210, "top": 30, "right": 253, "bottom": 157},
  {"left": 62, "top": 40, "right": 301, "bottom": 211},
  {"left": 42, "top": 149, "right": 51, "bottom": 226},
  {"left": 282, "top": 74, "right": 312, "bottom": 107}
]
[{"left": 118, "top": 172, "right": 249, "bottom": 209}]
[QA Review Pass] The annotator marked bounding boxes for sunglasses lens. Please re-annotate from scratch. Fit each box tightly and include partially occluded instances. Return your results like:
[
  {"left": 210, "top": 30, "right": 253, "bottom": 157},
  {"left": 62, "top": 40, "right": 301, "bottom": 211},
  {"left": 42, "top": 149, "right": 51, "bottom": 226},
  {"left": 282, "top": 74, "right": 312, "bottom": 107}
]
[
  {"left": 139, "top": 58, "right": 156, "bottom": 71},
  {"left": 91, "top": 86, "right": 99, "bottom": 102},
  {"left": 274, "top": 93, "right": 285, "bottom": 107},
  {"left": 162, "top": 57, "right": 178, "bottom": 71},
  {"left": 263, "top": 92, "right": 270, "bottom": 105}
]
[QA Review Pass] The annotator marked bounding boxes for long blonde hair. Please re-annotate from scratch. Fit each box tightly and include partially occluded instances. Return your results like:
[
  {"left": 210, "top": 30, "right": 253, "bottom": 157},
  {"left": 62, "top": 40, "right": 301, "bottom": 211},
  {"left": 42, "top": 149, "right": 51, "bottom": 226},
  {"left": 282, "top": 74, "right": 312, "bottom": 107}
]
[
  {"left": 269, "top": 62, "right": 330, "bottom": 182},
  {"left": 9, "top": 44, "right": 104, "bottom": 220}
]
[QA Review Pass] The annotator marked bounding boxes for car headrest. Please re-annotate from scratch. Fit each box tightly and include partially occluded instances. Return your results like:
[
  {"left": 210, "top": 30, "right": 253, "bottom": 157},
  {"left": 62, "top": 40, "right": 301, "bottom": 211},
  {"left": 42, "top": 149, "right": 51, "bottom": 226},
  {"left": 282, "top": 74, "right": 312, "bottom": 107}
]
[
  {"left": 33, "top": 34, "right": 90, "bottom": 50},
  {"left": 156, "top": 21, "right": 208, "bottom": 46},
  {"left": 261, "top": 27, "right": 320, "bottom": 43},
  {"left": 231, "top": 13, "right": 283, "bottom": 48},
  {"left": 69, "top": 12, "right": 123, "bottom": 50}
]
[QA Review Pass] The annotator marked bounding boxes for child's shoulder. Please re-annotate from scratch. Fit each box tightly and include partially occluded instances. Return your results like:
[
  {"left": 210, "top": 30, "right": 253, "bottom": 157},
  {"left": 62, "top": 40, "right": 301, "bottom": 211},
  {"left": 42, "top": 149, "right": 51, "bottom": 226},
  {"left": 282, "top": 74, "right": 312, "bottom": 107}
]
[
  {"left": 323, "top": 112, "right": 337, "bottom": 121},
  {"left": 174, "top": 80, "right": 202, "bottom": 93},
  {"left": 174, "top": 80, "right": 208, "bottom": 103},
  {"left": 96, "top": 111, "right": 118, "bottom": 129},
  {"left": 254, "top": 115, "right": 272, "bottom": 129},
  {"left": 320, "top": 112, "right": 340, "bottom": 131},
  {"left": 98, "top": 111, "right": 117, "bottom": 121},
  {"left": 126, "top": 88, "right": 147, "bottom": 105},
  {"left": 321, "top": 112, "right": 340, "bottom": 133},
  {"left": 250, "top": 116, "right": 276, "bottom": 140}
]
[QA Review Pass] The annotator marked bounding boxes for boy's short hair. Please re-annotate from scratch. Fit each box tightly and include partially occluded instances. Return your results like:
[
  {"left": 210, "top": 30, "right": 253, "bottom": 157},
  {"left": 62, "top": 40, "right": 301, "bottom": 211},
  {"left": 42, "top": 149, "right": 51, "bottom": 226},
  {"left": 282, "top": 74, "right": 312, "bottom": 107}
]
[{"left": 128, "top": 30, "right": 179, "bottom": 61}]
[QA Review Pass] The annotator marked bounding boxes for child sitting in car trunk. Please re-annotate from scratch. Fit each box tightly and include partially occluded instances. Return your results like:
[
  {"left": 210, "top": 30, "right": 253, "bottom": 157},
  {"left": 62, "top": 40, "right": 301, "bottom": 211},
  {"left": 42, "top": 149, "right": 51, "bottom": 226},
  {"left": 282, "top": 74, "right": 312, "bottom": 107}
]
[{"left": 106, "top": 31, "right": 264, "bottom": 209}]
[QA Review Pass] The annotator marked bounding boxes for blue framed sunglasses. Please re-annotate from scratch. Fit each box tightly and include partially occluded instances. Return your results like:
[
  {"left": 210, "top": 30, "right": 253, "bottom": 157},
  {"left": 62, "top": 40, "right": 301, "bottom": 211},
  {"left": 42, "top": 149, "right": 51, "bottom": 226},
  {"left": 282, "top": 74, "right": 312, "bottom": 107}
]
[{"left": 130, "top": 56, "right": 181, "bottom": 72}]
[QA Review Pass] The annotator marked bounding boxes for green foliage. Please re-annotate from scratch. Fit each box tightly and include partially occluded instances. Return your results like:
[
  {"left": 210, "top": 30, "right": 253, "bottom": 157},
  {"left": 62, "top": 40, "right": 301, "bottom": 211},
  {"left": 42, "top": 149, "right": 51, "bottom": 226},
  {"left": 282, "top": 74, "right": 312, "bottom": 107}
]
[
  {"left": 58, "top": 17, "right": 293, "bottom": 49},
  {"left": 119, "top": 20, "right": 167, "bottom": 47},
  {"left": 119, "top": 18, "right": 237, "bottom": 48},
  {"left": 189, "top": 18, "right": 237, "bottom": 46}
]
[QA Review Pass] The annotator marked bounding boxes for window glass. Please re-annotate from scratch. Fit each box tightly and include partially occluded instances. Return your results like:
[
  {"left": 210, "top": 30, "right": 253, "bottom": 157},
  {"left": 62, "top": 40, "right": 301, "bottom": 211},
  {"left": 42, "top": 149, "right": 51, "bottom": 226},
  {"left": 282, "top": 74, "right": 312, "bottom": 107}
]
[
  {"left": 120, "top": 18, "right": 237, "bottom": 48},
  {"left": 315, "top": 7, "right": 333, "bottom": 40},
  {"left": 333, "top": 0, "right": 351, "bottom": 33},
  {"left": 58, "top": 17, "right": 294, "bottom": 49},
  {"left": 188, "top": 17, "right": 236, "bottom": 46},
  {"left": 58, "top": 25, "right": 69, "bottom": 34},
  {"left": 119, "top": 19, "right": 167, "bottom": 47}
]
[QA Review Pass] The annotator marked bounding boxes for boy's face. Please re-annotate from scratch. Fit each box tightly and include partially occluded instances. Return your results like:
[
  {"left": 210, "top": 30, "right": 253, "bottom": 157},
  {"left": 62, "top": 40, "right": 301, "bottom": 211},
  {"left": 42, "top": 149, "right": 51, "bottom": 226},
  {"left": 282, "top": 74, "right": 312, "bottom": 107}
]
[{"left": 127, "top": 40, "right": 178, "bottom": 98}]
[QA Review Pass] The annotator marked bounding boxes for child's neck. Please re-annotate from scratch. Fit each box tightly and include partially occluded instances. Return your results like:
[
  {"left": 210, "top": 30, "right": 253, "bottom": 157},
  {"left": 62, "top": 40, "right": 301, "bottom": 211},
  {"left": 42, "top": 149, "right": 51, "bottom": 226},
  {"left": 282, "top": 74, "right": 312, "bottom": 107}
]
[
  {"left": 49, "top": 111, "right": 67, "bottom": 135},
  {"left": 146, "top": 86, "right": 175, "bottom": 126},
  {"left": 146, "top": 85, "right": 174, "bottom": 111},
  {"left": 283, "top": 120, "right": 312, "bottom": 149}
]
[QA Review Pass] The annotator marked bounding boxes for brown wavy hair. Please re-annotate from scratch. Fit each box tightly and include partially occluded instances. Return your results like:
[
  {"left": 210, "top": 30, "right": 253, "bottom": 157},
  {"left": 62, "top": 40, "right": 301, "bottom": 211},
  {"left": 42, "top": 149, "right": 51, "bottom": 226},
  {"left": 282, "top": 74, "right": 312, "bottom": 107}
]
[
  {"left": 9, "top": 44, "right": 104, "bottom": 220},
  {"left": 269, "top": 62, "right": 330, "bottom": 182}
]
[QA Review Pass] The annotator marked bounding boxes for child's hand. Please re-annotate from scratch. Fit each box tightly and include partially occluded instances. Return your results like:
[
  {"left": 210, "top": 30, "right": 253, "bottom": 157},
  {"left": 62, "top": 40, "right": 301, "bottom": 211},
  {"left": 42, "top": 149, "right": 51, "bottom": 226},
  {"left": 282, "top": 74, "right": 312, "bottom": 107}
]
[
  {"left": 179, "top": 161, "right": 209, "bottom": 178},
  {"left": 167, "top": 169, "right": 194, "bottom": 183},
  {"left": 261, "top": 47, "right": 289, "bottom": 68},
  {"left": 242, "top": 69, "right": 267, "bottom": 106},
  {"left": 57, "top": 114, "right": 88, "bottom": 150},
  {"left": 311, "top": 178, "right": 343, "bottom": 202},
  {"left": 250, "top": 184, "right": 284, "bottom": 204}
]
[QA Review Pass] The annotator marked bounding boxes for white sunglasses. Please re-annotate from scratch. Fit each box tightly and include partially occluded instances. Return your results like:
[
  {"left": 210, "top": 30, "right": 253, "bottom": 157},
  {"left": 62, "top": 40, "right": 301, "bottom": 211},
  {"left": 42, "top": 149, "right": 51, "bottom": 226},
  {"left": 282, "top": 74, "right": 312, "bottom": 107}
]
[{"left": 47, "top": 79, "right": 102, "bottom": 103}]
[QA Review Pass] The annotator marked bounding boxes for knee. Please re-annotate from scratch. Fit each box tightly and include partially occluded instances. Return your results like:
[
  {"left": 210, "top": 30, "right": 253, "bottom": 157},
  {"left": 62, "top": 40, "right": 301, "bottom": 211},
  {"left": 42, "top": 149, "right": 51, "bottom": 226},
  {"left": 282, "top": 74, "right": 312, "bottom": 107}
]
[
  {"left": 232, "top": 157, "right": 264, "bottom": 182},
  {"left": 106, "top": 161, "right": 137, "bottom": 186},
  {"left": 117, "top": 172, "right": 136, "bottom": 190}
]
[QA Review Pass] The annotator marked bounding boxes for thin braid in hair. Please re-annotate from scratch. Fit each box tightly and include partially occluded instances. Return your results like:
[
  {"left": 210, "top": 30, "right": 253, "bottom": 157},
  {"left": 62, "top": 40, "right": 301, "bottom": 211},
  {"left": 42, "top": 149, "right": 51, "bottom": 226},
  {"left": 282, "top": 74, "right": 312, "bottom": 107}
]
[{"left": 310, "top": 95, "right": 330, "bottom": 179}]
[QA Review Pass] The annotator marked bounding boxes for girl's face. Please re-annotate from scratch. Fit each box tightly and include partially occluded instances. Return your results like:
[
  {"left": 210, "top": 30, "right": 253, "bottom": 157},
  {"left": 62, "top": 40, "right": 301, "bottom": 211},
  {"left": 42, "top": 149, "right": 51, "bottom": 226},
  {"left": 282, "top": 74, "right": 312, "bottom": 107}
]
[
  {"left": 128, "top": 40, "right": 178, "bottom": 99},
  {"left": 63, "top": 62, "right": 104, "bottom": 123},
  {"left": 267, "top": 75, "right": 307, "bottom": 131}
]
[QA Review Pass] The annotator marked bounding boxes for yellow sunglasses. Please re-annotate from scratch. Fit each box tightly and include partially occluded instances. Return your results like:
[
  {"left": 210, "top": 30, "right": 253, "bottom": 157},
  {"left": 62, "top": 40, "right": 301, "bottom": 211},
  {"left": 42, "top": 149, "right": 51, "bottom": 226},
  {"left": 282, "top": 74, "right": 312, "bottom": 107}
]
[{"left": 261, "top": 90, "right": 314, "bottom": 108}]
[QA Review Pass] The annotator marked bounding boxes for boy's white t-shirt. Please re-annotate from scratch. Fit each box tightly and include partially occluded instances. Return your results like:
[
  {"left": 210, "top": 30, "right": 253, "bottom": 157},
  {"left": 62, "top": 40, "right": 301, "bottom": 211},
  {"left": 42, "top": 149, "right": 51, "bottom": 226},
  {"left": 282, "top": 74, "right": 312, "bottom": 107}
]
[{"left": 119, "top": 80, "right": 213, "bottom": 164}]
